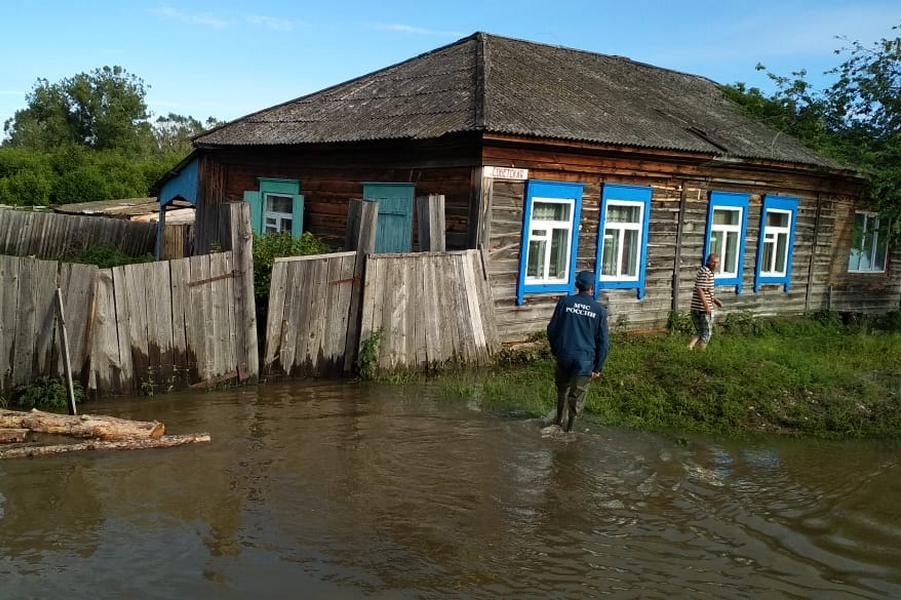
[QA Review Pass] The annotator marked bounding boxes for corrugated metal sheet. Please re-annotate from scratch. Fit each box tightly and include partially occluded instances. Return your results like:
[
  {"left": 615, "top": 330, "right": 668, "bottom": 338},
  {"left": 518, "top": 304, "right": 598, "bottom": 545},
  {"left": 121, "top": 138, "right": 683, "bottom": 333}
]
[{"left": 194, "top": 33, "right": 840, "bottom": 169}]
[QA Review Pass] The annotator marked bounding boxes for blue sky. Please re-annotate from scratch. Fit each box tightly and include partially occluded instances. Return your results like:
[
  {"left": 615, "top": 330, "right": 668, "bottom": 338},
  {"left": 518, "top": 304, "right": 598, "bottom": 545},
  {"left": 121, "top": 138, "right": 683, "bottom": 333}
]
[{"left": 1, "top": 1, "right": 898, "bottom": 129}]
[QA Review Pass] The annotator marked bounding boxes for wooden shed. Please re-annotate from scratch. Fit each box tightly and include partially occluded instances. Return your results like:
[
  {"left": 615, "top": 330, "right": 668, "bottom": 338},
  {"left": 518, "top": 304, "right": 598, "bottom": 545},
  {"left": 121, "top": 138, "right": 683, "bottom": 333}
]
[{"left": 160, "top": 32, "right": 900, "bottom": 342}]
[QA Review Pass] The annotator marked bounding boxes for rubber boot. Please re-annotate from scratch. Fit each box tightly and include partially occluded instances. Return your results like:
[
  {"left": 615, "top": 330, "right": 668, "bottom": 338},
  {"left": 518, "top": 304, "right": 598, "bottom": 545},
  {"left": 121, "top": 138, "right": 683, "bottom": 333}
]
[
  {"left": 564, "top": 404, "right": 577, "bottom": 433},
  {"left": 553, "top": 390, "right": 566, "bottom": 426}
]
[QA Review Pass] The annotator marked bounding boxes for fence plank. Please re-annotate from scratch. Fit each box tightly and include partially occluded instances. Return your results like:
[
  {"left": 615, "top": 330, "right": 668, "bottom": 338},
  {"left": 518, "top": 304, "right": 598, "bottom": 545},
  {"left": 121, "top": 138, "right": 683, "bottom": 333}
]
[
  {"left": 0, "top": 256, "right": 20, "bottom": 392},
  {"left": 0, "top": 210, "right": 157, "bottom": 260}
]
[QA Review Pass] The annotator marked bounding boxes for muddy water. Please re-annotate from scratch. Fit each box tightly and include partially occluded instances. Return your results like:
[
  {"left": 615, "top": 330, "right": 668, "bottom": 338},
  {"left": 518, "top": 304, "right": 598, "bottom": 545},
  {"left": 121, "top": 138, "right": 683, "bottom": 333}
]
[{"left": 1, "top": 383, "right": 899, "bottom": 599}]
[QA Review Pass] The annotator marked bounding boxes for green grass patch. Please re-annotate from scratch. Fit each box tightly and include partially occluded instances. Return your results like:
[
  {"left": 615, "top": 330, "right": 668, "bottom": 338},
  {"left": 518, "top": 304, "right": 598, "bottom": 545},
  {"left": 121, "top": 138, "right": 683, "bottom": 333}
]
[{"left": 424, "top": 313, "right": 901, "bottom": 439}]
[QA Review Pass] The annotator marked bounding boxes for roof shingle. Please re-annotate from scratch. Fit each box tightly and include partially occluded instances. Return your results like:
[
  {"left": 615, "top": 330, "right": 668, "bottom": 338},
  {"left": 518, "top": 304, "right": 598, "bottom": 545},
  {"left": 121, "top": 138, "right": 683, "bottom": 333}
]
[{"left": 194, "top": 32, "right": 840, "bottom": 169}]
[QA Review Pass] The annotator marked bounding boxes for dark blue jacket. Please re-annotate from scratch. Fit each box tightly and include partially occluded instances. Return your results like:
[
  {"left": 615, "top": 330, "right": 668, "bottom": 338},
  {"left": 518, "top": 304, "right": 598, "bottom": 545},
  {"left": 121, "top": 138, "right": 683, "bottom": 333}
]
[{"left": 546, "top": 293, "right": 609, "bottom": 375}]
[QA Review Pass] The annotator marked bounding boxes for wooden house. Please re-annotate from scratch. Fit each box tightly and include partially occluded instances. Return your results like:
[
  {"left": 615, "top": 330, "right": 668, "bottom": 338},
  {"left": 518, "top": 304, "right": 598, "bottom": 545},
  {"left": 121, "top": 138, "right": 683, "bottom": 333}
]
[{"left": 157, "top": 32, "right": 899, "bottom": 342}]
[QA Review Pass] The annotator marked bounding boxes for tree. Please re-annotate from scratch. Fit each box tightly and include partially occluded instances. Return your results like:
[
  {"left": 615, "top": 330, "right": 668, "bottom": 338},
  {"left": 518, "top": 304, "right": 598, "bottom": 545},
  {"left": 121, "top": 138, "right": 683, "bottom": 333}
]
[
  {"left": 723, "top": 23, "right": 901, "bottom": 238},
  {"left": 3, "top": 66, "right": 153, "bottom": 154},
  {"left": 153, "top": 113, "right": 222, "bottom": 155}
]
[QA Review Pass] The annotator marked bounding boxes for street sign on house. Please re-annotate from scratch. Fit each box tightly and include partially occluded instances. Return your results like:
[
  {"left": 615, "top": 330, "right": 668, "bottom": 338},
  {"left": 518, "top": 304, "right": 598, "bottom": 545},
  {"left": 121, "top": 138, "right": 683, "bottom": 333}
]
[{"left": 483, "top": 166, "right": 529, "bottom": 180}]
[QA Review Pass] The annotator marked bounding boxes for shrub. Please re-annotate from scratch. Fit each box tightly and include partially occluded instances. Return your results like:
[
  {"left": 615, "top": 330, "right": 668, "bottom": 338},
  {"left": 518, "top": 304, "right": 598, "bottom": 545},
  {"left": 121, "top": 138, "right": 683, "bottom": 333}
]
[
  {"left": 12, "top": 377, "right": 84, "bottom": 411},
  {"left": 667, "top": 311, "right": 694, "bottom": 335},
  {"left": 252, "top": 232, "right": 329, "bottom": 301},
  {"left": 66, "top": 245, "right": 154, "bottom": 269}
]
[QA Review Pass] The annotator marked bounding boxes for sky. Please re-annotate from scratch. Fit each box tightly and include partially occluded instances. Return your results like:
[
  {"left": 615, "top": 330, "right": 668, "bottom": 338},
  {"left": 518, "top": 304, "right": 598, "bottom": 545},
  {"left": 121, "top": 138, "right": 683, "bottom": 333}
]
[{"left": 0, "top": 1, "right": 898, "bottom": 130}]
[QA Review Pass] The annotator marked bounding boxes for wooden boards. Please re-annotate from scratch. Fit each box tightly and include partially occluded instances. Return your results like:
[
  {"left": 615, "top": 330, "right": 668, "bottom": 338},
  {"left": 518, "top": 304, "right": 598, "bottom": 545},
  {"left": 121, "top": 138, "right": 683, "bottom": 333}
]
[
  {"left": 359, "top": 250, "right": 499, "bottom": 374},
  {"left": 264, "top": 252, "right": 358, "bottom": 378},
  {"left": 0, "top": 210, "right": 157, "bottom": 260},
  {"left": 0, "top": 249, "right": 258, "bottom": 398}
]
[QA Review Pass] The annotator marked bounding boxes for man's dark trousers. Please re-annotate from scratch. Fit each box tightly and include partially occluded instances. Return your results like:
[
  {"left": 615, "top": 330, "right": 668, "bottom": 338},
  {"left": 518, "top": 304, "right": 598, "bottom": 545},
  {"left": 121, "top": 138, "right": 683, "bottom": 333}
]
[{"left": 554, "top": 357, "right": 592, "bottom": 432}]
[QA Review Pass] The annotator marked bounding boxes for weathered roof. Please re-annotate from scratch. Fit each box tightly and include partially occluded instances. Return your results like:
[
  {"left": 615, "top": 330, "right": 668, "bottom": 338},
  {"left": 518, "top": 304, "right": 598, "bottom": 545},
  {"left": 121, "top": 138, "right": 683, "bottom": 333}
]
[
  {"left": 195, "top": 32, "right": 840, "bottom": 170},
  {"left": 53, "top": 197, "right": 193, "bottom": 219}
]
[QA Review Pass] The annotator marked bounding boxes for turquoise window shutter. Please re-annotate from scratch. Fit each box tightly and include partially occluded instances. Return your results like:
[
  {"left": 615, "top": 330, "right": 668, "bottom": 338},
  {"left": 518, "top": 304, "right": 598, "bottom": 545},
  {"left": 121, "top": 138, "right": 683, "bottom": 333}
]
[
  {"left": 291, "top": 194, "right": 305, "bottom": 238},
  {"left": 244, "top": 191, "right": 262, "bottom": 234}
]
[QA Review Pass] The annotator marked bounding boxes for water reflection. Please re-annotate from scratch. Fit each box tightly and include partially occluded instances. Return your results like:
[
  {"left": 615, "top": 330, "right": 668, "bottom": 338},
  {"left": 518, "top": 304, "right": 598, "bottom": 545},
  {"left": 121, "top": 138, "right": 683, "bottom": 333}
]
[{"left": 0, "top": 382, "right": 899, "bottom": 598}]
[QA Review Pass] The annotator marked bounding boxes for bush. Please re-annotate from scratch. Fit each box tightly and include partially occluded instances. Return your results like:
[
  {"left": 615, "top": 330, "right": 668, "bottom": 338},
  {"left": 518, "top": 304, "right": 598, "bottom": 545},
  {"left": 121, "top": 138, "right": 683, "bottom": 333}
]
[
  {"left": 12, "top": 377, "right": 84, "bottom": 411},
  {"left": 667, "top": 311, "right": 694, "bottom": 335},
  {"left": 66, "top": 245, "right": 154, "bottom": 269},
  {"left": 252, "top": 232, "right": 329, "bottom": 301}
]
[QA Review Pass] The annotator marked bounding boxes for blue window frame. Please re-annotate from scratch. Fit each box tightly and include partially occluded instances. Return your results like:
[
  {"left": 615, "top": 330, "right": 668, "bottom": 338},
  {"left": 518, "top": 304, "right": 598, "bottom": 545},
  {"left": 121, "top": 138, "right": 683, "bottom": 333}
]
[
  {"left": 516, "top": 180, "right": 584, "bottom": 306},
  {"left": 754, "top": 195, "right": 799, "bottom": 292},
  {"left": 594, "top": 184, "right": 652, "bottom": 300},
  {"left": 703, "top": 191, "right": 750, "bottom": 294},
  {"left": 243, "top": 178, "right": 305, "bottom": 238}
]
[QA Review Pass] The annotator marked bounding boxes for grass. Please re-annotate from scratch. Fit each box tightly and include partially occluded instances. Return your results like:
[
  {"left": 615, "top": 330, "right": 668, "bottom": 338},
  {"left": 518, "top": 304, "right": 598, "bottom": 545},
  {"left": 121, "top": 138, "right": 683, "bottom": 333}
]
[{"left": 423, "top": 313, "right": 901, "bottom": 439}]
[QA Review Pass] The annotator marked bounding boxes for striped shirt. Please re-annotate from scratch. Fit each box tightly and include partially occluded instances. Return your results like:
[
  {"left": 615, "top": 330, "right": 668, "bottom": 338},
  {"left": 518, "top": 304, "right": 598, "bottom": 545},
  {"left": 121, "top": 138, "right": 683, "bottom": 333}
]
[{"left": 691, "top": 266, "right": 715, "bottom": 312}]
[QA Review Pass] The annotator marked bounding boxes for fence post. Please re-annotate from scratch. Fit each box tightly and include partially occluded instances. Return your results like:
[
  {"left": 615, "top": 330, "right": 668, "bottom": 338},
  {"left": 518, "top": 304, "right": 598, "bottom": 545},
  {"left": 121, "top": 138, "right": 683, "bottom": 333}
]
[
  {"left": 345, "top": 198, "right": 362, "bottom": 251},
  {"left": 54, "top": 288, "right": 78, "bottom": 415},
  {"left": 343, "top": 200, "right": 378, "bottom": 372},
  {"left": 416, "top": 194, "right": 446, "bottom": 252},
  {"left": 224, "top": 202, "right": 259, "bottom": 382}
]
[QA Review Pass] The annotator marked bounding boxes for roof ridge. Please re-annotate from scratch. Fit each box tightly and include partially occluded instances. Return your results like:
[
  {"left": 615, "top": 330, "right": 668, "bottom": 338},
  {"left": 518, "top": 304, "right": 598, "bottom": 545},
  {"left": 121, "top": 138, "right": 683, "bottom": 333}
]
[
  {"left": 477, "top": 31, "right": 721, "bottom": 87},
  {"left": 194, "top": 32, "right": 481, "bottom": 145}
]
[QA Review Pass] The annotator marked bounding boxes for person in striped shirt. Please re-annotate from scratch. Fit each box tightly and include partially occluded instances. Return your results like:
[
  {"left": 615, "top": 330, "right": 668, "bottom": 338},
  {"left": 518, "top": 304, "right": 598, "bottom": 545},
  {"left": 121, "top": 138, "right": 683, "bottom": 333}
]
[{"left": 688, "top": 254, "right": 723, "bottom": 351}]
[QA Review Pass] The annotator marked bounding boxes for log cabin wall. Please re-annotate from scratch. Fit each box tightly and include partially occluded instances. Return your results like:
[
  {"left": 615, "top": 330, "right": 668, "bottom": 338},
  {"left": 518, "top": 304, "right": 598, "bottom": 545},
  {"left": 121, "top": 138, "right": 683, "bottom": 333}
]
[
  {"left": 195, "top": 135, "right": 481, "bottom": 251},
  {"left": 481, "top": 137, "right": 899, "bottom": 343},
  {"left": 827, "top": 198, "right": 901, "bottom": 313}
]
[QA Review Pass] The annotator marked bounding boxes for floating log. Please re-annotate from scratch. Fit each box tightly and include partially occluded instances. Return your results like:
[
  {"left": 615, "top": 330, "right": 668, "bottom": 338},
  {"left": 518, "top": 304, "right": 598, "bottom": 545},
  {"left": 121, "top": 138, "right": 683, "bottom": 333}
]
[
  {"left": 0, "top": 433, "right": 211, "bottom": 460},
  {"left": 0, "top": 428, "right": 29, "bottom": 443},
  {"left": 0, "top": 409, "right": 165, "bottom": 441}
]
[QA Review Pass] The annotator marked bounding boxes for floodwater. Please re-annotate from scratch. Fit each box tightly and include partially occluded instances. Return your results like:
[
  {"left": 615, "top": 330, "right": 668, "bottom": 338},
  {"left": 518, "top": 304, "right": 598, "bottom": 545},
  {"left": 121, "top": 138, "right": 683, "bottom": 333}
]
[{"left": 1, "top": 383, "right": 899, "bottom": 599}]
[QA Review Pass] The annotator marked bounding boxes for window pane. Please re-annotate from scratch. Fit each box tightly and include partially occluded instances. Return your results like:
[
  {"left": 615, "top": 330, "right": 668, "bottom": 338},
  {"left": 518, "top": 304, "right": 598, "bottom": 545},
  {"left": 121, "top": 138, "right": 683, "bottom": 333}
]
[
  {"left": 267, "top": 194, "right": 293, "bottom": 214},
  {"left": 280, "top": 218, "right": 292, "bottom": 233},
  {"left": 724, "top": 231, "right": 739, "bottom": 274},
  {"left": 623, "top": 229, "right": 639, "bottom": 277},
  {"left": 549, "top": 228, "right": 569, "bottom": 279},
  {"left": 874, "top": 224, "right": 888, "bottom": 271},
  {"left": 710, "top": 230, "right": 724, "bottom": 257},
  {"left": 527, "top": 239, "right": 546, "bottom": 278},
  {"left": 762, "top": 240, "right": 774, "bottom": 273},
  {"left": 533, "top": 201, "right": 570, "bottom": 222},
  {"left": 713, "top": 208, "right": 740, "bottom": 226},
  {"left": 601, "top": 230, "right": 619, "bottom": 276},
  {"left": 607, "top": 204, "right": 640, "bottom": 223},
  {"left": 848, "top": 246, "right": 863, "bottom": 271},
  {"left": 767, "top": 211, "right": 789, "bottom": 228},
  {"left": 775, "top": 232, "right": 788, "bottom": 273}
]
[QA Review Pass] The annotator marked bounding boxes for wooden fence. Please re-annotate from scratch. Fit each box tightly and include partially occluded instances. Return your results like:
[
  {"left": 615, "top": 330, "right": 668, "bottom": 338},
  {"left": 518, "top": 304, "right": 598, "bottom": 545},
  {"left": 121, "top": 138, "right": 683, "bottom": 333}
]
[
  {"left": 264, "top": 252, "right": 358, "bottom": 377},
  {"left": 0, "top": 209, "right": 157, "bottom": 260},
  {"left": 263, "top": 248, "right": 499, "bottom": 378},
  {"left": 0, "top": 203, "right": 258, "bottom": 397},
  {"left": 360, "top": 250, "right": 498, "bottom": 372}
]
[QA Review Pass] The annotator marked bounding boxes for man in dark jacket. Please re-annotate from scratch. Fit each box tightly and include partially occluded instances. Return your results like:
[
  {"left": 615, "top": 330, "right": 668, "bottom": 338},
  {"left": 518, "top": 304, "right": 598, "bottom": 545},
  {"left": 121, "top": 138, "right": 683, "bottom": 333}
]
[{"left": 546, "top": 271, "right": 610, "bottom": 433}]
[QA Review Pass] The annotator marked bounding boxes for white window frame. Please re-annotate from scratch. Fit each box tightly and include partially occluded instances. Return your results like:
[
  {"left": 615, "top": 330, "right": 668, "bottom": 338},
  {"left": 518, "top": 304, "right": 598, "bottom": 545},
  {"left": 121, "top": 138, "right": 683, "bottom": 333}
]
[
  {"left": 760, "top": 208, "right": 792, "bottom": 277},
  {"left": 599, "top": 199, "right": 644, "bottom": 282},
  {"left": 709, "top": 206, "right": 743, "bottom": 279},
  {"left": 524, "top": 197, "right": 575, "bottom": 285},
  {"left": 848, "top": 211, "right": 889, "bottom": 274},
  {"left": 263, "top": 192, "right": 294, "bottom": 234}
]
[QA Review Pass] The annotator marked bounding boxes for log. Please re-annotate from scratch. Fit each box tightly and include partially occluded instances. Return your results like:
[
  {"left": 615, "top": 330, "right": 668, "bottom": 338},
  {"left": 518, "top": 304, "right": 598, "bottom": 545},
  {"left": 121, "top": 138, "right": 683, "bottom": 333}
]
[
  {"left": 0, "top": 433, "right": 211, "bottom": 460},
  {"left": 0, "top": 409, "right": 165, "bottom": 440},
  {"left": 0, "top": 428, "right": 29, "bottom": 443}
]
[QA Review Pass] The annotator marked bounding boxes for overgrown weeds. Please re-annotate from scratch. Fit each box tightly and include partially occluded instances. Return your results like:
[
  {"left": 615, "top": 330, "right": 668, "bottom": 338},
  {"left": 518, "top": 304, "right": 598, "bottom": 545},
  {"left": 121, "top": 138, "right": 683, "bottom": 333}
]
[
  {"left": 432, "top": 311, "right": 901, "bottom": 438},
  {"left": 8, "top": 376, "right": 84, "bottom": 412}
]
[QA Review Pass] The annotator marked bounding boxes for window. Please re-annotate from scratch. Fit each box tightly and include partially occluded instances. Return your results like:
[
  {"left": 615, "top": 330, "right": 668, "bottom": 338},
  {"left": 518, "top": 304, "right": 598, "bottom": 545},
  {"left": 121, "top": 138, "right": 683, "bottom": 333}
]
[
  {"left": 516, "top": 180, "right": 584, "bottom": 305},
  {"left": 848, "top": 212, "right": 890, "bottom": 273},
  {"left": 754, "top": 195, "right": 799, "bottom": 292},
  {"left": 525, "top": 199, "right": 575, "bottom": 283},
  {"left": 594, "top": 184, "right": 652, "bottom": 299},
  {"left": 264, "top": 193, "right": 294, "bottom": 234},
  {"left": 704, "top": 192, "right": 750, "bottom": 292},
  {"left": 760, "top": 210, "right": 791, "bottom": 277},
  {"left": 243, "top": 178, "right": 304, "bottom": 237},
  {"left": 600, "top": 201, "right": 643, "bottom": 280}
]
